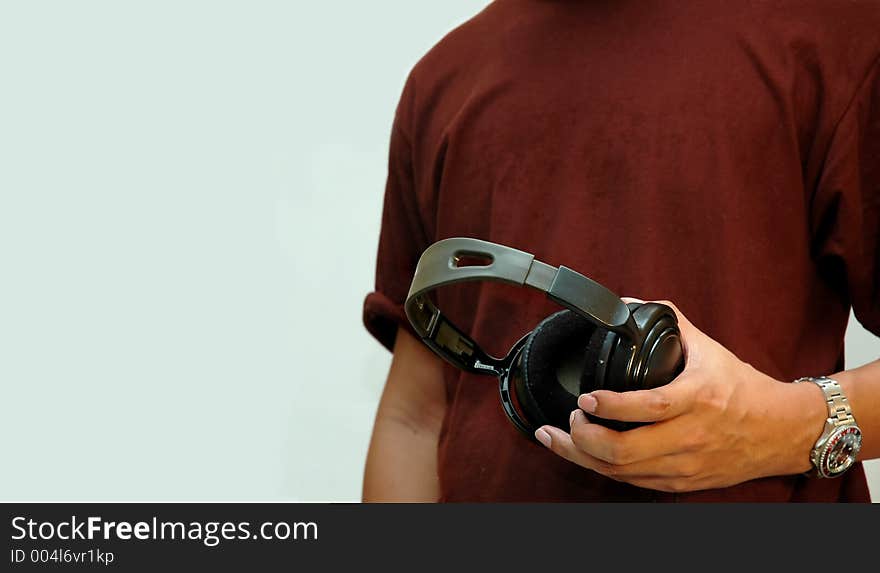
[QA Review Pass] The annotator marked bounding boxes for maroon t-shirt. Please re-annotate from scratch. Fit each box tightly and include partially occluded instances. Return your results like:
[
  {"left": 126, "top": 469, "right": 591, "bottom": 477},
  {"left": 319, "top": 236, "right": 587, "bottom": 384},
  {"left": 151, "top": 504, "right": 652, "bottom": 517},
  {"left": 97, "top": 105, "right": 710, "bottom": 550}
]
[{"left": 363, "top": 0, "right": 880, "bottom": 501}]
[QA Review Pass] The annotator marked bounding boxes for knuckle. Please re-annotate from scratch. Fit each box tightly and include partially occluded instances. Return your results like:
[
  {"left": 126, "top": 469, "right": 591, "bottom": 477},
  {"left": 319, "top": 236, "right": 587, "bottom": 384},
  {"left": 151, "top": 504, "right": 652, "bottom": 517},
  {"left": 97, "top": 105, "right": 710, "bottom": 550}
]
[
  {"left": 694, "top": 385, "right": 722, "bottom": 411},
  {"left": 595, "top": 460, "right": 619, "bottom": 478},
  {"left": 551, "top": 434, "right": 574, "bottom": 456},
  {"left": 669, "top": 479, "right": 692, "bottom": 493},
  {"left": 569, "top": 425, "right": 591, "bottom": 452},
  {"left": 683, "top": 427, "right": 709, "bottom": 451},
  {"left": 606, "top": 439, "right": 632, "bottom": 465},
  {"left": 678, "top": 459, "right": 702, "bottom": 478},
  {"left": 648, "top": 392, "right": 672, "bottom": 417}
]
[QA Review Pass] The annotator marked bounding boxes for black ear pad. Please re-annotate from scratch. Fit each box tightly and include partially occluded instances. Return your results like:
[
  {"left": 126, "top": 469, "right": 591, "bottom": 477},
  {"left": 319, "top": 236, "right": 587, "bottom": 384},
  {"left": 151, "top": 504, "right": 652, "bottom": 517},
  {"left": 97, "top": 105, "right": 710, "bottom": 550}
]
[{"left": 514, "top": 310, "right": 597, "bottom": 430}]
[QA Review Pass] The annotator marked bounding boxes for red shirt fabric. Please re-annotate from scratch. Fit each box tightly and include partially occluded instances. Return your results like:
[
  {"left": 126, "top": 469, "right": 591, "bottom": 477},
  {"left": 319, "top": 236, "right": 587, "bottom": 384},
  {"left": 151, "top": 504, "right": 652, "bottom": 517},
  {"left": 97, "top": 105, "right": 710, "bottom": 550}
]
[{"left": 363, "top": 0, "right": 880, "bottom": 502}]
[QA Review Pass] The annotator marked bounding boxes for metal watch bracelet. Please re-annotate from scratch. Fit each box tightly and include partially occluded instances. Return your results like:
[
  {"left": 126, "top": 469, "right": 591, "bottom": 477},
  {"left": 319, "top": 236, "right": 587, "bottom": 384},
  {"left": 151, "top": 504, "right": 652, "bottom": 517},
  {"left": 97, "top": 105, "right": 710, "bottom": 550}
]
[
  {"left": 795, "top": 376, "right": 856, "bottom": 427},
  {"left": 794, "top": 376, "right": 861, "bottom": 478}
]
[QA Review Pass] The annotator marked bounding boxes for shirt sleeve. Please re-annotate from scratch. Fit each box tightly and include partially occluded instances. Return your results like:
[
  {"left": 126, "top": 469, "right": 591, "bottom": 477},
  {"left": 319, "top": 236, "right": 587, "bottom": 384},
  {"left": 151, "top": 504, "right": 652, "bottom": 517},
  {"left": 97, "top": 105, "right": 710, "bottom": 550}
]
[
  {"left": 362, "top": 81, "right": 429, "bottom": 352},
  {"left": 811, "top": 57, "right": 880, "bottom": 336}
]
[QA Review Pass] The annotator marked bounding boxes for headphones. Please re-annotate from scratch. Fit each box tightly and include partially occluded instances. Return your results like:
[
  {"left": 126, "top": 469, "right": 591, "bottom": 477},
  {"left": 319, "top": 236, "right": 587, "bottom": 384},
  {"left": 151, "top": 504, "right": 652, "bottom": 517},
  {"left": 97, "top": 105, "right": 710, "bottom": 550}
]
[{"left": 404, "top": 237, "right": 684, "bottom": 439}]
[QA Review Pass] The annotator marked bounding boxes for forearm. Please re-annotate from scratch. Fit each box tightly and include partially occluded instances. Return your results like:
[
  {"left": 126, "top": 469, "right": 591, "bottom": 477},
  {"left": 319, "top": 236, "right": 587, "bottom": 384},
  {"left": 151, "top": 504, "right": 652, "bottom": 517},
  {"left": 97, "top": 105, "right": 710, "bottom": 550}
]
[
  {"left": 362, "top": 327, "right": 447, "bottom": 503},
  {"left": 362, "top": 413, "right": 441, "bottom": 502}
]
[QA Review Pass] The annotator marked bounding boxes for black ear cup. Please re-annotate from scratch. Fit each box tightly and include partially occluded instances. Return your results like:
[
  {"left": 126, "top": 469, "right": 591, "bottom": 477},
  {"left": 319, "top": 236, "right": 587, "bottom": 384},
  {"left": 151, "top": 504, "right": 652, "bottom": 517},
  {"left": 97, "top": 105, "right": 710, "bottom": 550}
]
[
  {"left": 576, "top": 302, "right": 684, "bottom": 430},
  {"left": 511, "top": 310, "right": 597, "bottom": 430},
  {"left": 627, "top": 302, "right": 685, "bottom": 391},
  {"left": 502, "top": 303, "right": 685, "bottom": 437},
  {"left": 587, "top": 302, "right": 684, "bottom": 393}
]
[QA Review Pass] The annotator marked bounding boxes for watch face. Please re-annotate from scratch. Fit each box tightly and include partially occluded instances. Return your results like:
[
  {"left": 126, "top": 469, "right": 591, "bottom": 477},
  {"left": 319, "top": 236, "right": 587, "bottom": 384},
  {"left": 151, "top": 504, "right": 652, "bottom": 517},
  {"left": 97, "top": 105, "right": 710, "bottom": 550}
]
[{"left": 821, "top": 426, "right": 863, "bottom": 477}]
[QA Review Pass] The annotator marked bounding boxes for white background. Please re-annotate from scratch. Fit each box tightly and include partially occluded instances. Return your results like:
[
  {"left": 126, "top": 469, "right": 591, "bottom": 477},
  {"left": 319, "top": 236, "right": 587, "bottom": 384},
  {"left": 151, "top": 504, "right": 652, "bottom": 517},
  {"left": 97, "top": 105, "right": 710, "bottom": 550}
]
[{"left": 0, "top": 1, "right": 877, "bottom": 502}]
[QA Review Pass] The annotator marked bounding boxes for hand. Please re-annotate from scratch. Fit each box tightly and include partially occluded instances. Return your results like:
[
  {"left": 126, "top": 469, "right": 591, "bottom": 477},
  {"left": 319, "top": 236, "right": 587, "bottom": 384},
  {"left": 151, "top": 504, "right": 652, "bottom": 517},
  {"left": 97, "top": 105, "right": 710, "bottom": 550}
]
[{"left": 533, "top": 299, "right": 826, "bottom": 493}]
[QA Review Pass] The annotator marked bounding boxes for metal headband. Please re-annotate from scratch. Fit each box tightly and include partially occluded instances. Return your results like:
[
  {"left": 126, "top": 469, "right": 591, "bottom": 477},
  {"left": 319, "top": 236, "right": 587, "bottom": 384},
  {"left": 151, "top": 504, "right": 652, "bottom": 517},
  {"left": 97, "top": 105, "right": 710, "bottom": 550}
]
[{"left": 404, "top": 237, "right": 639, "bottom": 376}]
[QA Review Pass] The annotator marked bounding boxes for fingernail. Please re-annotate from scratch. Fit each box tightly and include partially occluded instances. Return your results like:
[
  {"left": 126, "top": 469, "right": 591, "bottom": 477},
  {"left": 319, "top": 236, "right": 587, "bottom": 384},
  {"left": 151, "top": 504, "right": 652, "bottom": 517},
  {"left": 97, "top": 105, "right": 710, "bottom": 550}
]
[
  {"left": 535, "top": 428, "right": 552, "bottom": 448},
  {"left": 579, "top": 394, "right": 598, "bottom": 413},
  {"left": 569, "top": 410, "right": 578, "bottom": 427}
]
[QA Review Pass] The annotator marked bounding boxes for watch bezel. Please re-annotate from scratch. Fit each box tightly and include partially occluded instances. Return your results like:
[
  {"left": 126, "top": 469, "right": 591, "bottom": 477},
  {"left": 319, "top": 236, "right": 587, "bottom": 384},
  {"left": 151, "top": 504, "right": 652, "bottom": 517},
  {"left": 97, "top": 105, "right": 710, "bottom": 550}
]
[{"left": 816, "top": 424, "right": 863, "bottom": 478}]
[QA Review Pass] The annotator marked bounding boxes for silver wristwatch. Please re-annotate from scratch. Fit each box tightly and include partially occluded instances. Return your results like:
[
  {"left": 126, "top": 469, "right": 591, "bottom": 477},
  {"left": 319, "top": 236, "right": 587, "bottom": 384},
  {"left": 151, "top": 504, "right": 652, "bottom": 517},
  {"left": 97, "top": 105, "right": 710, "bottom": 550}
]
[{"left": 794, "top": 376, "right": 862, "bottom": 478}]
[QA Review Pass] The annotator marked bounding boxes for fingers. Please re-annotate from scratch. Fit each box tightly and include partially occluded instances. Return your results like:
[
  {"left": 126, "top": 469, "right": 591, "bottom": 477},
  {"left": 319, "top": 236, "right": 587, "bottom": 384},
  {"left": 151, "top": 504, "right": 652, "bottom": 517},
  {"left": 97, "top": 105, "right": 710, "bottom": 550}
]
[
  {"left": 536, "top": 424, "right": 633, "bottom": 479},
  {"left": 531, "top": 296, "right": 722, "bottom": 493},
  {"left": 579, "top": 374, "right": 696, "bottom": 423},
  {"left": 567, "top": 409, "right": 700, "bottom": 464},
  {"left": 535, "top": 414, "right": 706, "bottom": 485}
]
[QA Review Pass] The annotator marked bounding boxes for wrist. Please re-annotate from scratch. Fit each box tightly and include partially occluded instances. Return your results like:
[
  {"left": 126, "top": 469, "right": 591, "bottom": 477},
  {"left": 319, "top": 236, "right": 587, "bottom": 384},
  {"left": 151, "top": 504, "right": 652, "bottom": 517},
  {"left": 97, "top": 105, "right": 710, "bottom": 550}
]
[{"left": 774, "top": 377, "right": 829, "bottom": 475}]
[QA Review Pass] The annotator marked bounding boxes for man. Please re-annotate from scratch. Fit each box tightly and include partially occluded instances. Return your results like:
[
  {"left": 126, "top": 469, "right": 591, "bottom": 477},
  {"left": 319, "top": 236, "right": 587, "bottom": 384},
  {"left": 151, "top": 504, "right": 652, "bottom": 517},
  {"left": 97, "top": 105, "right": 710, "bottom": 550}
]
[{"left": 362, "top": 0, "right": 880, "bottom": 502}]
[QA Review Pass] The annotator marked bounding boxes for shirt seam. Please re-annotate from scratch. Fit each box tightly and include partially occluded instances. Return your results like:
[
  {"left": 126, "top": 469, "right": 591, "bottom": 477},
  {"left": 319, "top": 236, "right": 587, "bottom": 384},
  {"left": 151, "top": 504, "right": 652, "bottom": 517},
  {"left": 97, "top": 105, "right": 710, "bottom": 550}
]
[{"left": 812, "top": 50, "right": 880, "bottom": 196}]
